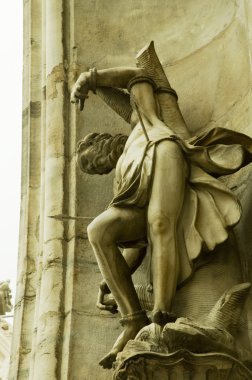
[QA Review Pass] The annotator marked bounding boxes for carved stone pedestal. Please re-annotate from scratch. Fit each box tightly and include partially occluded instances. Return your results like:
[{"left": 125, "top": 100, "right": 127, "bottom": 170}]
[
  {"left": 114, "top": 284, "right": 252, "bottom": 380},
  {"left": 113, "top": 350, "right": 252, "bottom": 380}
]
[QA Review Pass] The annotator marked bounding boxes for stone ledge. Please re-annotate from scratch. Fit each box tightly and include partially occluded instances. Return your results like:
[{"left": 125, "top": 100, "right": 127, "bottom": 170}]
[{"left": 113, "top": 349, "right": 252, "bottom": 380}]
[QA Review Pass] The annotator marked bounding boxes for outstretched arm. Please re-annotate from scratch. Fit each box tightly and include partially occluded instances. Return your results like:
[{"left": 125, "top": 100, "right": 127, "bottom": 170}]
[
  {"left": 95, "top": 67, "right": 144, "bottom": 88},
  {"left": 71, "top": 67, "right": 161, "bottom": 129},
  {"left": 71, "top": 67, "right": 144, "bottom": 111}
]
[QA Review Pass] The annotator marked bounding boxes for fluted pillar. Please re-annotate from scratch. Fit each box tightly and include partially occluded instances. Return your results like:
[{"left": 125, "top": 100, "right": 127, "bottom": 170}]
[
  {"left": 31, "top": 1, "right": 67, "bottom": 378},
  {"left": 9, "top": 0, "right": 73, "bottom": 378},
  {"left": 9, "top": 0, "right": 42, "bottom": 378}
]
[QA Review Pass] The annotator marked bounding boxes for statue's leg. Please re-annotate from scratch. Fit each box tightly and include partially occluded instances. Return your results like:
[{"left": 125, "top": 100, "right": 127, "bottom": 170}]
[
  {"left": 88, "top": 206, "right": 146, "bottom": 315},
  {"left": 97, "top": 247, "right": 147, "bottom": 313},
  {"left": 148, "top": 140, "right": 187, "bottom": 325},
  {"left": 87, "top": 206, "right": 149, "bottom": 368}
]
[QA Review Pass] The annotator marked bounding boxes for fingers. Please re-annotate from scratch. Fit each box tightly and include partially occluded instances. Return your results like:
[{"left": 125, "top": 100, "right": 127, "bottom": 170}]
[
  {"left": 70, "top": 72, "right": 90, "bottom": 110},
  {"left": 96, "top": 283, "right": 118, "bottom": 314},
  {"left": 96, "top": 302, "right": 118, "bottom": 314},
  {"left": 79, "top": 98, "right": 85, "bottom": 111},
  {"left": 70, "top": 87, "right": 89, "bottom": 112},
  {"left": 96, "top": 302, "right": 107, "bottom": 310},
  {"left": 70, "top": 90, "right": 79, "bottom": 104},
  {"left": 71, "top": 88, "right": 88, "bottom": 101}
]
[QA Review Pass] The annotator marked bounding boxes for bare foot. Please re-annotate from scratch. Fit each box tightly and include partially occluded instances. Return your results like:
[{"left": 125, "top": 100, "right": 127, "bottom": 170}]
[
  {"left": 99, "top": 318, "right": 148, "bottom": 369},
  {"left": 152, "top": 310, "right": 177, "bottom": 326}
]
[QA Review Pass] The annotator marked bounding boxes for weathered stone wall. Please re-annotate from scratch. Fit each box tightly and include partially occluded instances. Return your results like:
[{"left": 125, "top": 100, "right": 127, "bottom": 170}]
[{"left": 10, "top": 1, "right": 252, "bottom": 379}]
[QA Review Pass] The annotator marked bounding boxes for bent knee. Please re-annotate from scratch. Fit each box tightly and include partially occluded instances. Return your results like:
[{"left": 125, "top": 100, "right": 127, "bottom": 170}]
[
  {"left": 87, "top": 217, "right": 119, "bottom": 247},
  {"left": 87, "top": 220, "right": 98, "bottom": 245},
  {"left": 148, "top": 214, "right": 176, "bottom": 235},
  {"left": 87, "top": 219, "right": 107, "bottom": 246}
]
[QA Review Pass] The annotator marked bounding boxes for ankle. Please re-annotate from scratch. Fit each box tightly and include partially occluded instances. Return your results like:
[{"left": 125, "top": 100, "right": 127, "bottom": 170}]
[{"left": 120, "top": 309, "right": 149, "bottom": 327}]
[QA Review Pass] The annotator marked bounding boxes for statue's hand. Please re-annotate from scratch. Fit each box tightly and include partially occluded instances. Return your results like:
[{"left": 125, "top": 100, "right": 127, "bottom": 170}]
[
  {"left": 70, "top": 72, "right": 90, "bottom": 111},
  {"left": 96, "top": 279, "right": 118, "bottom": 314}
]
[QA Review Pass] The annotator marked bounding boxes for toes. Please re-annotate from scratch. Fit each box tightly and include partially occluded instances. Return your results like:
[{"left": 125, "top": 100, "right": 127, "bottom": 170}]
[
  {"left": 152, "top": 310, "right": 163, "bottom": 325},
  {"left": 166, "top": 312, "right": 177, "bottom": 323},
  {"left": 152, "top": 310, "right": 177, "bottom": 325}
]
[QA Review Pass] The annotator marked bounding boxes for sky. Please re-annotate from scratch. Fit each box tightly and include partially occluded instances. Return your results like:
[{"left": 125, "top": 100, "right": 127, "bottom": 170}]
[{"left": 0, "top": 3, "right": 23, "bottom": 318}]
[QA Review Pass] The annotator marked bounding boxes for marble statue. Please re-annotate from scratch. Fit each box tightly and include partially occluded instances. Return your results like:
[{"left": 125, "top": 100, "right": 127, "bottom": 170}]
[
  {"left": 0, "top": 281, "right": 12, "bottom": 316},
  {"left": 71, "top": 42, "right": 252, "bottom": 370}
]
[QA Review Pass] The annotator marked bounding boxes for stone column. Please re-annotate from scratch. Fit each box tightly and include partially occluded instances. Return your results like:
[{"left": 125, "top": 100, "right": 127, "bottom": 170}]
[
  {"left": 9, "top": 0, "right": 72, "bottom": 378},
  {"left": 9, "top": 0, "right": 42, "bottom": 378},
  {"left": 30, "top": 1, "right": 67, "bottom": 379}
]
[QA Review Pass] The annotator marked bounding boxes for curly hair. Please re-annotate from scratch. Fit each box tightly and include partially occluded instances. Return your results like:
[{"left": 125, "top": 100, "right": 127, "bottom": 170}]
[{"left": 76, "top": 132, "right": 128, "bottom": 175}]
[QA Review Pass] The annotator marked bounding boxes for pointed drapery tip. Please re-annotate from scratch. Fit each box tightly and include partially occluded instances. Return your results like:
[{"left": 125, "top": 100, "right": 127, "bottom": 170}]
[
  {"left": 205, "top": 282, "right": 251, "bottom": 331},
  {"left": 229, "top": 282, "right": 251, "bottom": 292},
  {"left": 136, "top": 41, "right": 155, "bottom": 59}
]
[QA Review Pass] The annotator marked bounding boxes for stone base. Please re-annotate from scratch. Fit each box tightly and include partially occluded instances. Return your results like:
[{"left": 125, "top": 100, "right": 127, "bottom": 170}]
[{"left": 113, "top": 350, "right": 252, "bottom": 380}]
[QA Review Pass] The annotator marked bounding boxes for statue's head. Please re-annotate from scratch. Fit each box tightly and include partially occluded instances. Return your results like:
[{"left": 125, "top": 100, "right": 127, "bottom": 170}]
[{"left": 76, "top": 132, "right": 128, "bottom": 175}]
